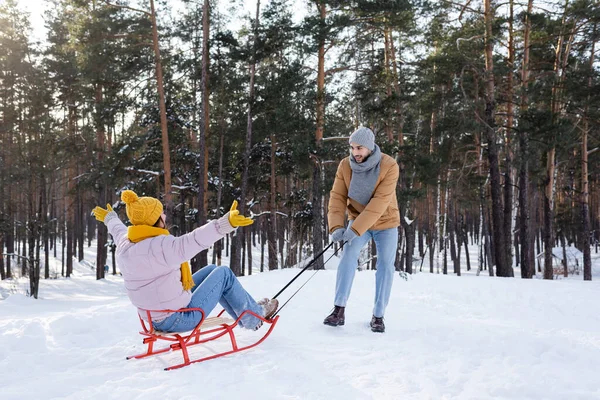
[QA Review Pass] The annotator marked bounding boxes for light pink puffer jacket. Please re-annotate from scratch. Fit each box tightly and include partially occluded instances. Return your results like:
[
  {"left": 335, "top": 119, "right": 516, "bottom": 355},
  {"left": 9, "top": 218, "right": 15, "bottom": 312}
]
[{"left": 106, "top": 217, "right": 234, "bottom": 321}]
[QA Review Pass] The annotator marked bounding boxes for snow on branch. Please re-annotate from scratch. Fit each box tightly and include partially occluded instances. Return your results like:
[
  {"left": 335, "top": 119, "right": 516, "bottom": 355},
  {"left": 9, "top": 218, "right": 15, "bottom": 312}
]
[
  {"left": 250, "top": 211, "right": 289, "bottom": 219},
  {"left": 172, "top": 185, "right": 193, "bottom": 190},
  {"left": 322, "top": 136, "right": 349, "bottom": 142},
  {"left": 125, "top": 167, "right": 160, "bottom": 176},
  {"left": 72, "top": 173, "right": 89, "bottom": 181}
]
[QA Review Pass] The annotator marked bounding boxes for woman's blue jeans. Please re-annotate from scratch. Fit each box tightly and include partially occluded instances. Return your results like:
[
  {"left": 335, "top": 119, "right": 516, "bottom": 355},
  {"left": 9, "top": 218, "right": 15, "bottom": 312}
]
[
  {"left": 334, "top": 226, "right": 398, "bottom": 318},
  {"left": 153, "top": 265, "right": 263, "bottom": 332}
]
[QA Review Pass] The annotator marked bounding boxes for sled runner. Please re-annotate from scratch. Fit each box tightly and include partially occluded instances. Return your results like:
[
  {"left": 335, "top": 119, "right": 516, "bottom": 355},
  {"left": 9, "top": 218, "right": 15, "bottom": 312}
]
[{"left": 126, "top": 307, "right": 279, "bottom": 370}]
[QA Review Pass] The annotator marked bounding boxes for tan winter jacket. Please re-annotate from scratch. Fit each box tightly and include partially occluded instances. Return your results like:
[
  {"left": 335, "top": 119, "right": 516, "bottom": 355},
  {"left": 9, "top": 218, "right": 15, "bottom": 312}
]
[{"left": 328, "top": 153, "right": 400, "bottom": 236}]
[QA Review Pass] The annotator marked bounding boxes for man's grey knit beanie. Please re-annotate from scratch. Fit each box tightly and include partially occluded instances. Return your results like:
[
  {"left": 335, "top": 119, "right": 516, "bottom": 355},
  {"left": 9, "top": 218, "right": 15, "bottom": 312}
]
[{"left": 348, "top": 126, "right": 375, "bottom": 151}]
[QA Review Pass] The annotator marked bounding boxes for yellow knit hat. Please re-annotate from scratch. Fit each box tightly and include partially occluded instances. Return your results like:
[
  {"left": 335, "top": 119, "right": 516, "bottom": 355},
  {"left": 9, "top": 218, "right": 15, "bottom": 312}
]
[{"left": 121, "top": 190, "right": 163, "bottom": 226}]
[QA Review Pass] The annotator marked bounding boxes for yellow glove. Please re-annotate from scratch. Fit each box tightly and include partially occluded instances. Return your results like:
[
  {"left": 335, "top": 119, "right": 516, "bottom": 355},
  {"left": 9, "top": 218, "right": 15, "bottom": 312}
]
[
  {"left": 92, "top": 204, "right": 113, "bottom": 223},
  {"left": 228, "top": 200, "right": 254, "bottom": 227}
]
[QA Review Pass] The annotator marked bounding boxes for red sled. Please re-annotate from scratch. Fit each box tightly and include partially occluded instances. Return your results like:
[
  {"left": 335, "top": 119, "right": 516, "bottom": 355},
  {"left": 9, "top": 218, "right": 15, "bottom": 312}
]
[{"left": 126, "top": 307, "right": 279, "bottom": 370}]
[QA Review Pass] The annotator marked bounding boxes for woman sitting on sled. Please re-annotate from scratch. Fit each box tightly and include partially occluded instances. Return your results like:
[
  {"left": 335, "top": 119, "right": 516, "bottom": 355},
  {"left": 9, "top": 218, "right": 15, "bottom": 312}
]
[{"left": 93, "top": 190, "right": 278, "bottom": 332}]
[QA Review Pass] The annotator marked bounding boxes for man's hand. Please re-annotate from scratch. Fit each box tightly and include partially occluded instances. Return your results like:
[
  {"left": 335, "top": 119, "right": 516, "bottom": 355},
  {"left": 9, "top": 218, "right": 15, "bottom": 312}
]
[
  {"left": 228, "top": 200, "right": 254, "bottom": 227},
  {"left": 342, "top": 228, "right": 357, "bottom": 244},
  {"left": 331, "top": 228, "right": 345, "bottom": 242}
]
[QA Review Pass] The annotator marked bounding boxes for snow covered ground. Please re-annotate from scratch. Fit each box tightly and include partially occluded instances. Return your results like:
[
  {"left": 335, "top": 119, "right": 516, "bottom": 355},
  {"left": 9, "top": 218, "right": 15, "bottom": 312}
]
[{"left": 1, "top": 242, "right": 600, "bottom": 400}]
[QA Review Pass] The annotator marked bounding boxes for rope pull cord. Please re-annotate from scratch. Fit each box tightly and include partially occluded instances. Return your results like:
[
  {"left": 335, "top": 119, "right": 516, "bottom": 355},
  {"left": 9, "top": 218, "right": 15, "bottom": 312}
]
[{"left": 269, "top": 241, "right": 346, "bottom": 319}]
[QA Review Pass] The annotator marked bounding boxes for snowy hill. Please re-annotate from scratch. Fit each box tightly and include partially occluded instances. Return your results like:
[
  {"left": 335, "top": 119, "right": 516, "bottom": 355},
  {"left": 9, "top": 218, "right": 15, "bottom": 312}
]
[{"left": 1, "top": 246, "right": 600, "bottom": 400}]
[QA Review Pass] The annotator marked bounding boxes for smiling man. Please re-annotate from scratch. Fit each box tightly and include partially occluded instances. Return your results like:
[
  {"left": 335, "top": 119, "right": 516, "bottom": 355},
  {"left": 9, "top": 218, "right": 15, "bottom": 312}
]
[{"left": 324, "top": 126, "right": 400, "bottom": 333}]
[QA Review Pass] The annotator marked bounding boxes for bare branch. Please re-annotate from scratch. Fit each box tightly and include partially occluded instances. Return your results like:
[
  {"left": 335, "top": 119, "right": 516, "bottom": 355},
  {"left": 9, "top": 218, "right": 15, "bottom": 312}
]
[
  {"left": 456, "top": 35, "right": 483, "bottom": 49},
  {"left": 458, "top": 0, "right": 475, "bottom": 20},
  {"left": 441, "top": 0, "right": 483, "bottom": 15},
  {"left": 324, "top": 40, "right": 336, "bottom": 56},
  {"left": 1, "top": 253, "right": 32, "bottom": 262},
  {"left": 108, "top": 33, "right": 152, "bottom": 40},
  {"left": 324, "top": 65, "right": 350, "bottom": 76},
  {"left": 101, "top": 0, "right": 151, "bottom": 17}
]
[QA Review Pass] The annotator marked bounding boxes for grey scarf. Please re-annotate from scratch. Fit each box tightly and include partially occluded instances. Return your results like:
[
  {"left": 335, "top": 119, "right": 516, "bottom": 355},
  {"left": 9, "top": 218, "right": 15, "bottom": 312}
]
[{"left": 348, "top": 144, "right": 382, "bottom": 206}]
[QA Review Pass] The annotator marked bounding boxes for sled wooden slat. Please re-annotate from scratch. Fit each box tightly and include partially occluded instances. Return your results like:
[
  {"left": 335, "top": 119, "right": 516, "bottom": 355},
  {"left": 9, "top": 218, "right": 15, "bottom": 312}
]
[
  {"left": 152, "top": 316, "right": 235, "bottom": 336},
  {"left": 126, "top": 307, "right": 278, "bottom": 370}
]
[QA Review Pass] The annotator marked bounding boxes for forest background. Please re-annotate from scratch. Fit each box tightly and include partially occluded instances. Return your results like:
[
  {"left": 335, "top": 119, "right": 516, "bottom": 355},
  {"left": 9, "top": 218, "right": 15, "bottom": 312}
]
[{"left": 0, "top": 0, "right": 599, "bottom": 299}]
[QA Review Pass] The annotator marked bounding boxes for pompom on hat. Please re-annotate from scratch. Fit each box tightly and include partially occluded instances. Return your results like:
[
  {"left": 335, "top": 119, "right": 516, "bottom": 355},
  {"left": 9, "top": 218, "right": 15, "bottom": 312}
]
[{"left": 121, "top": 190, "right": 163, "bottom": 226}]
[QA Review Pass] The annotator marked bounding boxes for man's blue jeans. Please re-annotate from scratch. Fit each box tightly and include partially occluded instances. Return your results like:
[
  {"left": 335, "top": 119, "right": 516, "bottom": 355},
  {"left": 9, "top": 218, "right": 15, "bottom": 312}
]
[
  {"left": 334, "top": 225, "right": 398, "bottom": 318},
  {"left": 153, "top": 265, "right": 263, "bottom": 332}
]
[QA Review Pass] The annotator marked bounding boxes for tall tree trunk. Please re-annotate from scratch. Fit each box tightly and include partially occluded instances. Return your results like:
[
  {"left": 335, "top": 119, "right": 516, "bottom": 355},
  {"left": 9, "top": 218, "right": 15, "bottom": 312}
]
[
  {"left": 190, "top": 17, "right": 200, "bottom": 150},
  {"left": 477, "top": 137, "right": 487, "bottom": 278},
  {"left": 34, "top": 189, "right": 41, "bottom": 293},
  {"left": 95, "top": 83, "right": 107, "bottom": 280},
  {"left": 261, "top": 219, "right": 266, "bottom": 271},
  {"left": 441, "top": 173, "right": 449, "bottom": 275},
  {"left": 269, "top": 132, "right": 278, "bottom": 270},
  {"left": 545, "top": 0, "right": 572, "bottom": 279},
  {"left": 312, "top": 0, "right": 326, "bottom": 270},
  {"left": 428, "top": 184, "right": 435, "bottom": 273},
  {"left": 5, "top": 143, "right": 14, "bottom": 279},
  {"left": 66, "top": 107, "right": 77, "bottom": 278},
  {"left": 43, "top": 177, "right": 50, "bottom": 280},
  {"left": 435, "top": 175, "right": 442, "bottom": 273},
  {"left": 462, "top": 214, "right": 471, "bottom": 271},
  {"left": 195, "top": 0, "right": 211, "bottom": 269},
  {"left": 483, "top": 0, "right": 510, "bottom": 277},
  {"left": 485, "top": 205, "right": 495, "bottom": 276},
  {"left": 28, "top": 176, "right": 37, "bottom": 298},
  {"left": 213, "top": 118, "right": 225, "bottom": 266},
  {"left": 0, "top": 119, "right": 5, "bottom": 280},
  {"left": 247, "top": 225, "right": 253, "bottom": 275},
  {"left": 383, "top": 25, "right": 393, "bottom": 142},
  {"left": 518, "top": 0, "right": 534, "bottom": 278},
  {"left": 418, "top": 216, "right": 424, "bottom": 258},
  {"left": 0, "top": 233, "right": 4, "bottom": 280},
  {"left": 543, "top": 154, "right": 556, "bottom": 280},
  {"left": 0, "top": 209, "right": 3, "bottom": 280},
  {"left": 449, "top": 196, "right": 460, "bottom": 275},
  {"left": 149, "top": 0, "right": 173, "bottom": 218},
  {"left": 77, "top": 186, "right": 84, "bottom": 262},
  {"left": 3, "top": 75, "right": 16, "bottom": 279},
  {"left": 581, "top": 25, "right": 595, "bottom": 281},
  {"left": 232, "top": 0, "right": 260, "bottom": 276},
  {"left": 503, "top": 0, "right": 516, "bottom": 271},
  {"left": 429, "top": 72, "right": 438, "bottom": 274},
  {"left": 20, "top": 226, "right": 26, "bottom": 277},
  {"left": 390, "top": 26, "right": 413, "bottom": 274},
  {"left": 60, "top": 173, "right": 65, "bottom": 275},
  {"left": 389, "top": 26, "right": 404, "bottom": 144},
  {"left": 560, "top": 232, "right": 568, "bottom": 277}
]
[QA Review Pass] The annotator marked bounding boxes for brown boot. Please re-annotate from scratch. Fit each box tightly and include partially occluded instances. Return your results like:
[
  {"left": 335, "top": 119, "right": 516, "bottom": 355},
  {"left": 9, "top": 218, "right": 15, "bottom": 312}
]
[
  {"left": 370, "top": 315, "right": 385, "bottom": 333},
  {"left": 323, "top": 305, "right": 345, "bottom": 326},
  {"left": 262, "top": 298, "right": 279, "bottom": 320},
  {"left": 257, "top": 298, "right": 269, "bottom": 306},
  {"left": 253, "top": 298, "right": 279, "bottom": 330}
]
